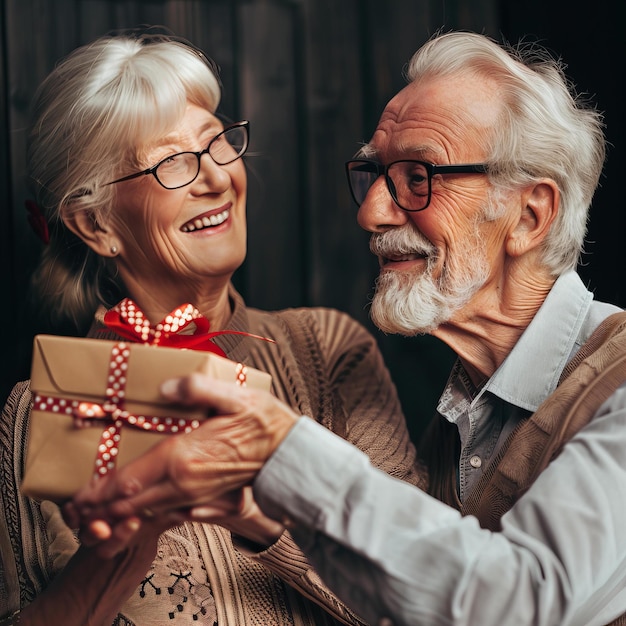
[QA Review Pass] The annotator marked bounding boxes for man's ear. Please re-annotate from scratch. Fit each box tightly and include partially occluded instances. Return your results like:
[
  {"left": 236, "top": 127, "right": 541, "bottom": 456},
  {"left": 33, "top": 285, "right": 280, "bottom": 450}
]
[
  {"left": 505, "top": 180, "right": 559, "bottom": 258},
  {"left": 61, "top": 207, "right": 118, "bottom": 257}
]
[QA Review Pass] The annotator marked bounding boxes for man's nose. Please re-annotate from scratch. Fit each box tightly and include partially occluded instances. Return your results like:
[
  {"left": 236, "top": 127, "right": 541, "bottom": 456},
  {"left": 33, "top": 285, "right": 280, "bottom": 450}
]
[{"left": 356, "top": 176, "right": 410, "bottom": 233}]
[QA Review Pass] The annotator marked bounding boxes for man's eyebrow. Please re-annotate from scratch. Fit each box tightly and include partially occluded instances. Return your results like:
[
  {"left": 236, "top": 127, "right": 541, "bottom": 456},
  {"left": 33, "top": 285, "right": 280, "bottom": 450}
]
[
  {"left": 355, "top": 144, "right": 376, "bottom": 159},
  {"left": 397, "top": 142, "right": 444, "bottom": 161},
  {"left": 355, "top": 143, "right": 443, "bottom": 162}
]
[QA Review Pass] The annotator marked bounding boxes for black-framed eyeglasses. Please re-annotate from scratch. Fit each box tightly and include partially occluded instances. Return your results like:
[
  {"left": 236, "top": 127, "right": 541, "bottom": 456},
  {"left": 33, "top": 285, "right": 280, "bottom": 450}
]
[
  {"left": 345, "top": 158, "right": 488, "bottom": 212},
  {"left": 108, "top": 121, "right": 250, "bottom": 190}
]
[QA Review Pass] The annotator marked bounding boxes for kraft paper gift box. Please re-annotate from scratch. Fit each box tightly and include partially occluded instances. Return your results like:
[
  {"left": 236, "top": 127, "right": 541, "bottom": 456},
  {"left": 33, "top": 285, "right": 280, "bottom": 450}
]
[{"left": 21, "top": 334, "right": 272, "bottom": 502}]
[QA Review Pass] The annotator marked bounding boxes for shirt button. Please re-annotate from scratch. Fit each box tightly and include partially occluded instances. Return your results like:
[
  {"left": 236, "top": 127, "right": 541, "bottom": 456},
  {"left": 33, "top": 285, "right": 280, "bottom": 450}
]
[{"left": 470, "top": 455, "right": 482, "bottom": 468}]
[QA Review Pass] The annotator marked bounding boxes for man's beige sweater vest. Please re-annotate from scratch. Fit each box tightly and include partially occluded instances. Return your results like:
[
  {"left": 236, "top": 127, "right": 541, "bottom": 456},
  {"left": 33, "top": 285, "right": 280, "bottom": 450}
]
[{"left": 423, "top": 312, "right": 626, "bottom": 626}]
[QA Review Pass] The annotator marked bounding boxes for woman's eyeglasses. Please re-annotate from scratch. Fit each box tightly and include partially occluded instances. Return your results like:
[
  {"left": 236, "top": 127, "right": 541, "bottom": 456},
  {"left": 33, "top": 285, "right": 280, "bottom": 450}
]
[{"left": 108, "top": 121, "right": 249, "bottom": 190}]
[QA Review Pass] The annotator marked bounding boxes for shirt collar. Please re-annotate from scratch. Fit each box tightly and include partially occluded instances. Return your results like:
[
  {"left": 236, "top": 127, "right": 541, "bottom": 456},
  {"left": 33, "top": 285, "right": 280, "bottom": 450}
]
[{"left": 481, "top": 271, "right": 593, "bottom": 412}]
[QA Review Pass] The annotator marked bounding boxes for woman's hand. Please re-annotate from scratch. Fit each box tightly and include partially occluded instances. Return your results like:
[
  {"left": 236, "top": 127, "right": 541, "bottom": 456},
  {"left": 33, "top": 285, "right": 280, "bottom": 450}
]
[{"left": 17, "top": 509, "right": 169, "bottom": 625}]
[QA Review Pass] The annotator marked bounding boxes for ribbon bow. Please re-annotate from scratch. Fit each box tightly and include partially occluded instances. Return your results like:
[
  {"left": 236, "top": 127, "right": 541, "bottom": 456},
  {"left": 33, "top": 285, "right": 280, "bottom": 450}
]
[
  {"left": 103, "top": 298, "right": 274, "bottom": 356},
  {"left": 25, "top": 200, "right": 50, "bottom": 244}
]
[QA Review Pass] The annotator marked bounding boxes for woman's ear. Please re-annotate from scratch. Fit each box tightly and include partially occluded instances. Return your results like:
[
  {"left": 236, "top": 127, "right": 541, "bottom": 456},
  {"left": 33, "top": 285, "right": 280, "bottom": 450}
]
[
  {"left": 62, "top": 207, "right": 119, "bottom": 257},
  {"left": 505, "top": 179, "right": 559, "bottom": 258}
]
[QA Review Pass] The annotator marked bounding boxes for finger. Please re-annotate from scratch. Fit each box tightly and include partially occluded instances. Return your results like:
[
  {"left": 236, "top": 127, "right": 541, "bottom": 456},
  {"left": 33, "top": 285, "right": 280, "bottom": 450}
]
[
  {"left": 106, "top": 480, "right": 190, "bottom": 519},
  {"left": 160, "top": 373, "right": 249, "bottom": 413},
  {"left": 94, "top": 517, "right": 142, "bottom": 559},
  {"left": 105, "top": 460, "right": 257, "bottom": 519},
  {"left": 188, "top": 505, "right": 237, "bottom": 521},
  {"left": 72, "top": 469, "right": 133, "bottom": 508},
  {"left": 72, "top": 444, "right": 171, "bottom": 509},
  {"left": 162, "top": 375, "right": 298, "bottom": 458},
  {"left": 79, "top": 518, "right": 114, "bottom": 546},
  {"left": 187, "top": 490, "right": 247, "bottom": 522}
]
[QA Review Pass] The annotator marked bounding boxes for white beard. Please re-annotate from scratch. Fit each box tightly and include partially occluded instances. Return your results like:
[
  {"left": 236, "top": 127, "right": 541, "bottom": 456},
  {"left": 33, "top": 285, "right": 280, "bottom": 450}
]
[{"left": 369, "top": 220, "right": 490, "bottom": 335}]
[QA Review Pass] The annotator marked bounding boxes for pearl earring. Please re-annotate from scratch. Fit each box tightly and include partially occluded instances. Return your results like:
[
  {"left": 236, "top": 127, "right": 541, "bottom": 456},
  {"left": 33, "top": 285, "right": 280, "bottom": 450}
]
[{"left": 110, "top": 245, "right": 118, "bottom": 255}]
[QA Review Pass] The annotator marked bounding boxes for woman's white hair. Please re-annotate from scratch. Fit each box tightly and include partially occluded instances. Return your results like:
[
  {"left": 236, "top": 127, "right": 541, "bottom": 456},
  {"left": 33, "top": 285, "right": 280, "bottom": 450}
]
[
  {"left": 28, "top": 32, "right": 222, "bottom": 328},
  {"left": 405, "top": 31, "right": 606, "bottom": 276}
]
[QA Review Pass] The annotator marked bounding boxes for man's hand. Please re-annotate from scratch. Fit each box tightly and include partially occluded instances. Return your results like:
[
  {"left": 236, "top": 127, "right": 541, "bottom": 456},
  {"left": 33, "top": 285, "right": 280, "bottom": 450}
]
[{"left": 64, "top": 373, "right": 298, "bottom": 555}]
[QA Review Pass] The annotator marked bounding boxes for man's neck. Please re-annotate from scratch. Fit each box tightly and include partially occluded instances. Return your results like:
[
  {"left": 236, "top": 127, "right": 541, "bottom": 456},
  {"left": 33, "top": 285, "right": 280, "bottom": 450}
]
[{"left": 432, "top": 269, "right": 556, "bottom": 385}]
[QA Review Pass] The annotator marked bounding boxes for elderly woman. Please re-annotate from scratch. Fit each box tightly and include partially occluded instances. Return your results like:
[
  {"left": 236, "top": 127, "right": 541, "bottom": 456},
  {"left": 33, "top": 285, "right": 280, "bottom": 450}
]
[{"left": 0, "top": 29, "right": 422, "bottom": 626}]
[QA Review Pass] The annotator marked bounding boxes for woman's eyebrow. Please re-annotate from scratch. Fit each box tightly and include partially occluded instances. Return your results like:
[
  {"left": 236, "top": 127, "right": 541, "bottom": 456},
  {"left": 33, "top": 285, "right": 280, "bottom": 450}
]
[{"left": 152, "top": 121, "right": 223, "bottom": 150}]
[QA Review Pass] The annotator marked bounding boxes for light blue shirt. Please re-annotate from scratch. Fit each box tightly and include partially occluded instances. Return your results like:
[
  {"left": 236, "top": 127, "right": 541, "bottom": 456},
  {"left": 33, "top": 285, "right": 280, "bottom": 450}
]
[
  {"left": 254, "top": 271, "right": 626, "bottom": 626},
  {"left": 439, "top": 270, "right": 620, "bottom": 500}
]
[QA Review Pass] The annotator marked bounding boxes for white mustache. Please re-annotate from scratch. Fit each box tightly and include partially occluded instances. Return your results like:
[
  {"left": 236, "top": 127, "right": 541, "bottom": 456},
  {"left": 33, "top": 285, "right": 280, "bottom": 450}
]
[{"left": 369, "top": 224, "right": 436, "bottom": 258}]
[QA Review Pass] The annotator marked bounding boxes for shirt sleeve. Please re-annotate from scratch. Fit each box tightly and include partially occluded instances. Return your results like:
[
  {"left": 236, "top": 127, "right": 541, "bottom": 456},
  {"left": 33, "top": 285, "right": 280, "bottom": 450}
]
[{"left": 254, "top": 390, "right": 626, "bottom": 626}]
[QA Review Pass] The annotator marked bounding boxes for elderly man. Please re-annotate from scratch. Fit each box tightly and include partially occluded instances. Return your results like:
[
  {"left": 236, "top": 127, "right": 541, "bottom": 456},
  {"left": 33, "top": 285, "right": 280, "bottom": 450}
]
[{"left": 69, "top": 32, "right": 626, "bottom": 626}]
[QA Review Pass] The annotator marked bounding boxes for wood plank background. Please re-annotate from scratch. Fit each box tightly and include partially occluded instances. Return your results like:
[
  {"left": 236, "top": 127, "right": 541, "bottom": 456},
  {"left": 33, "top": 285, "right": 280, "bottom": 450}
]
[{"left": 1, "top": 0, "right": 623, "bottom": 443}]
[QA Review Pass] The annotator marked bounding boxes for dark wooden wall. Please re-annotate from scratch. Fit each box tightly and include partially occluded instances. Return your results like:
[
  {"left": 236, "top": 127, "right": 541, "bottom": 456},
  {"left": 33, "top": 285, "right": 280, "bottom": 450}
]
[{"left": 1, "top": 0, "right": 623, "bottom": 443}]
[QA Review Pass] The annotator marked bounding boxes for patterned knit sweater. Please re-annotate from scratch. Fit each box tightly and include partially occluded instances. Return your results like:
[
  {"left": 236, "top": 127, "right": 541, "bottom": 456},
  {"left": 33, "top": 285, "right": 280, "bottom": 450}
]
[{"left": 0, "top": 287, "right": 424, "bottom": 625}]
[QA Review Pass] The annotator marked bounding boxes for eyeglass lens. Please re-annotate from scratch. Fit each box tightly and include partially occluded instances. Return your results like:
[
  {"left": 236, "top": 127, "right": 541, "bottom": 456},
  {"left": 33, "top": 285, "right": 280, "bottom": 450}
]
[
  {"left": 156, "top": 124, "right": 248, "bottom": 189},
  {"left": 347, "top": 160, "right": 431, "bottom": 211}
]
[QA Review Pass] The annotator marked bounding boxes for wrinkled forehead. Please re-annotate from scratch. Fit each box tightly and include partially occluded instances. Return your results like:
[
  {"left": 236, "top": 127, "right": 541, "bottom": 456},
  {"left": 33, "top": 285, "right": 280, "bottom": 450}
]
[{"left": 362, "top": 76, "right": 500, "bottom": 163}]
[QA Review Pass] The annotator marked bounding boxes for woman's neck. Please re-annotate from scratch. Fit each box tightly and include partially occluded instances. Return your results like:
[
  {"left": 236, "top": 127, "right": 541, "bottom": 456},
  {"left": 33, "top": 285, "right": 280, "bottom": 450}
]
[{"left": 123, "top": 280, "right": 234, "bottom": 331}]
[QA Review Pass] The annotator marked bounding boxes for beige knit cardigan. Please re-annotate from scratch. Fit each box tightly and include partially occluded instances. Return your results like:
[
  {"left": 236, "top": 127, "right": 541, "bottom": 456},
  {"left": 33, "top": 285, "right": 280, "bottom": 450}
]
[{"left": 0, "top": 287, "right": 424, "bottom": 626}]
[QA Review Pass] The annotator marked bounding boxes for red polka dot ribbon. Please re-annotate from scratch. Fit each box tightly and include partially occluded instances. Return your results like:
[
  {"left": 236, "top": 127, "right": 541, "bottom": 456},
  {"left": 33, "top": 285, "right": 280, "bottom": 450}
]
[
  {"left": 33, "top": 342, "right": 249, "bottom": 479},
  {"left": 102, "top": 298, "right": 275, "bottom": 355}
]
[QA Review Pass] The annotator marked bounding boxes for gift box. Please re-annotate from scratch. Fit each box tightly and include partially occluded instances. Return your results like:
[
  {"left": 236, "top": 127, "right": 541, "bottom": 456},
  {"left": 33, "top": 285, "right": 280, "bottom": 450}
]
[{"left": 21, "top": 334, "right": 272, "bottom": 502}]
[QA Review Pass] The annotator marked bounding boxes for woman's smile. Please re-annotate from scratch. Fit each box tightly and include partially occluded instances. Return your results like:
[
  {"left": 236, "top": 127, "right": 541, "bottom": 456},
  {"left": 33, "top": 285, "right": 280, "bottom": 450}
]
[{"left": 181, "top": 206, "right": 231, "bottom": 232}]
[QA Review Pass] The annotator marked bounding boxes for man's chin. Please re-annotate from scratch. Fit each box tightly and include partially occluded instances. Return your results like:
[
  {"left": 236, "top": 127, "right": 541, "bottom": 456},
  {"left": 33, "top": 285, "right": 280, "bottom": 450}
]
[{"left": 370, "top": 290, "right": 443, "bottom": 336}]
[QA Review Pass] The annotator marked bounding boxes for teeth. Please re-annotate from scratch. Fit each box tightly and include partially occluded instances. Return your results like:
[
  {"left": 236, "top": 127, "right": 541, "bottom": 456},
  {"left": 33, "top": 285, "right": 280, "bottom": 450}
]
[
  {"left": 385, "top": 252, "right": 426, "bottom": 263},
  {"left": 182, "top": 209, "right": 230, "bottom": 232}
]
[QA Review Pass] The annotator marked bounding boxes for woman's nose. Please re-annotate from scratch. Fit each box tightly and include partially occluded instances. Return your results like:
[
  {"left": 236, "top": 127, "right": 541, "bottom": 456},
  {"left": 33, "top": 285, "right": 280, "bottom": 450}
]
[
  {"left": 356, "top": 176, "right": 410, "bottom": 233},
  {"left": 194, "top": 152, "right": 231, "bottom": 192}
]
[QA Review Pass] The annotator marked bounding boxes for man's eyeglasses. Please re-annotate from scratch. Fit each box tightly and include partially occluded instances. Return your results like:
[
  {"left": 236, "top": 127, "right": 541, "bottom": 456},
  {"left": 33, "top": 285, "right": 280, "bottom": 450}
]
[
  {"left": 345, "top": 159, "right": 488, "bottom": 212},
  {"left": 108, "top": 121, "right": 249, "bottom": 190}
]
